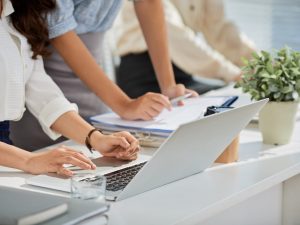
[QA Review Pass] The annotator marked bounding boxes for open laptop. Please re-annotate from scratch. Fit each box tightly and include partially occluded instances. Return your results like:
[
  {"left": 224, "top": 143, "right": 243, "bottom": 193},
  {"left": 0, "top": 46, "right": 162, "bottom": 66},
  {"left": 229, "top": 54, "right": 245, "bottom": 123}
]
[{"left": 26, "top": 99, "right": 268, "bottom": 201}]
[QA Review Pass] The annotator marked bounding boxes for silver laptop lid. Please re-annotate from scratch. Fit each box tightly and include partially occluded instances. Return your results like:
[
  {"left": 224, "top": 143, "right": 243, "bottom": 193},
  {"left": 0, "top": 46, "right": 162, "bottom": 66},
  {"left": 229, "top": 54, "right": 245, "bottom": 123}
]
[{"left": 117, "top": 99, "right": 268, "bottom": 200}]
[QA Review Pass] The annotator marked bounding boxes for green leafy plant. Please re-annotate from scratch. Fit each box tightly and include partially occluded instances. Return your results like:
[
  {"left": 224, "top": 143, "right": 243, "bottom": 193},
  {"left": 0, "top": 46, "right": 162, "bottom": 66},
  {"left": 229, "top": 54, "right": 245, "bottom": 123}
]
[{"left": 235, "top": 47, "right": 300, "bottom": 102}]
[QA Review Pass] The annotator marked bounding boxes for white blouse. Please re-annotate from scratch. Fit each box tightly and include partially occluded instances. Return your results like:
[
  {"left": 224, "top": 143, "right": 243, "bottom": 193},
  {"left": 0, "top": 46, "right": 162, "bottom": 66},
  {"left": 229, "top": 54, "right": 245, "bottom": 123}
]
[{"left": 0, "top": 0, "right": 77, "bottom": 139}]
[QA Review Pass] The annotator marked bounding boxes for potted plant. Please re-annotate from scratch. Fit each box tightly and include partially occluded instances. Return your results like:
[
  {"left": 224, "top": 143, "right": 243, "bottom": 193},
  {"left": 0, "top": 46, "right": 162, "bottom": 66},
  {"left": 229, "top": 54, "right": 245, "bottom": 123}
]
[{"left": 235, "top": 47, "right": 300, "bottom": 145}]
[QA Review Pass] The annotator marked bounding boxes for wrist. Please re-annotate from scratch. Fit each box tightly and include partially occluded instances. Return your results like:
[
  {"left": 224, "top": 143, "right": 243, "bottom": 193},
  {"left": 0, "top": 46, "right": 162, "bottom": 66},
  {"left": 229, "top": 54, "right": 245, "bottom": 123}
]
[
  {"left": 157, "top": 71, "right": 177, "bottom": 94},
  {"left": 162, "top": 83, "right": 186, "bottom": 98},
  {"left": 116, "top": 98, "right": 136, "bottom": 119},
  {"left": 114, "top": 97, "right": 134, "bottom": 118},
  {"left": 87, "top": 129, "right": 104, "bottom": 152},
  {"left": 22, "top": 152, "right": 35, "bottom": 173},
  {"left": 161, "top": 84, "right": 177, "bottom": 96}
]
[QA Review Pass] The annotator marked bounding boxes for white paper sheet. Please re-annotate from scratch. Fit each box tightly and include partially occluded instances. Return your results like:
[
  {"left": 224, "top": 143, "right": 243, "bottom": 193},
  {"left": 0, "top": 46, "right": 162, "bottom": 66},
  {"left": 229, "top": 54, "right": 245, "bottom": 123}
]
[{"left": 90, "top": 96, "right": 230, "bottom": 133}]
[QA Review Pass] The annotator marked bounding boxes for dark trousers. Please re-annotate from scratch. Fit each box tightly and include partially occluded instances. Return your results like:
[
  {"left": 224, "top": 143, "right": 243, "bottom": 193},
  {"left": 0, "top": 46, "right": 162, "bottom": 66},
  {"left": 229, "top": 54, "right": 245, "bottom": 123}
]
[
  {"left": 0, "top": 121, "right": 12, "bottom": 145},
  {"left": 116, "top": 52, "right": 223, "bottom": 98}
]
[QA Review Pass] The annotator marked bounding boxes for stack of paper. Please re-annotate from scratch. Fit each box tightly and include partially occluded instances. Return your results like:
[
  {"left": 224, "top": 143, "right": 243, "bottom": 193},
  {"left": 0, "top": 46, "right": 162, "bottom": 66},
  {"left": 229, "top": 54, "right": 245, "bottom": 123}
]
[{"left": 91, "top": 96, "right": 233, "bottom": 147}]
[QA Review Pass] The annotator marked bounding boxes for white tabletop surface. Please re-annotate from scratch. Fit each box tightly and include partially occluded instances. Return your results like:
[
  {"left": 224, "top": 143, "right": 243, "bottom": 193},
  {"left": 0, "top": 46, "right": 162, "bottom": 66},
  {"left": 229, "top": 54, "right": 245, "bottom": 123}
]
[{"left": 0, "top": 112, "right": 300, "bottom": 225}]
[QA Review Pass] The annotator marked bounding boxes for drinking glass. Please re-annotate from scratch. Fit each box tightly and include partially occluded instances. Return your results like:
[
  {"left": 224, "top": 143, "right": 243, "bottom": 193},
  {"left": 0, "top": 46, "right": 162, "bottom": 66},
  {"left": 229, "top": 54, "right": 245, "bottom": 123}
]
[{"left": 71, "top": 173, "right": 106, "bottom": 201}]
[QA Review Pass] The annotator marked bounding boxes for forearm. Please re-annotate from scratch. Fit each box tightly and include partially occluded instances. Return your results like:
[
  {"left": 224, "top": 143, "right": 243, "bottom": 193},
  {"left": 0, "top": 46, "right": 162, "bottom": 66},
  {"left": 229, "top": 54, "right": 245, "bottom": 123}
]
[
  {"left": 50, "top": 111, "right": 140, "bottom": 161},
  {"left": 0, "top": 142, "right": 32, "bottom": 172},
  {"left": 50, "top": 111, "right": 94, "bottom": 145},
  {"left": 134, "top": 0, "right": 176, "bottom": 93},
  {"left": 204, "top": 24, "right": 256, "bottom": 67},
  {"left": 202, "top": 1, "right": 256, "bottom": 66},
  {"left": 167, "top": 22, "right": 241, "bottom": 82},
  {"left": 50, "top": 31, "right": 131, "bottom": 115},
  {"left": 50, "top": 30, "right": 173, "bottom": 121}
]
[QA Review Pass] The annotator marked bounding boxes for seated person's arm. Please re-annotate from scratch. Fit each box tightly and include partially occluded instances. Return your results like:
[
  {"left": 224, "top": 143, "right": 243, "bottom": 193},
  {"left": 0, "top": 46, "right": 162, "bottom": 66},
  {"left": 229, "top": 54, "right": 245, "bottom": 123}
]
[
  {"left": 0, "top": 141, "right": 95, "bottom": 176},
  {"left": 50, "top": 111, "right": 139, "bottom": 161},
  {"left": 26, "top": 58, "right": 140, "bottom": 162}
]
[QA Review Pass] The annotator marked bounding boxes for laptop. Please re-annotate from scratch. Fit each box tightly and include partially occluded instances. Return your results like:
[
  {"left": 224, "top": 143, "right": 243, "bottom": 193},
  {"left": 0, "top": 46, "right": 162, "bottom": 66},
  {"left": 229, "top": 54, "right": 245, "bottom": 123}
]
[
  {"left": 0, "top": 186, "right": 109, "bottom": 225},
  {"left": 26, "top": 99, "right": 268, "bottom": 201}
]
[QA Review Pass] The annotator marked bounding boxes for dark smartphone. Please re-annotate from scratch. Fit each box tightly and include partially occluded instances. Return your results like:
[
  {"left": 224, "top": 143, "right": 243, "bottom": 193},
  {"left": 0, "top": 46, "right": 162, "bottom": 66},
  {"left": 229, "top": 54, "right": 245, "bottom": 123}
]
[{"left": 204, "top": 106, "right": 234, "bottom": 116}]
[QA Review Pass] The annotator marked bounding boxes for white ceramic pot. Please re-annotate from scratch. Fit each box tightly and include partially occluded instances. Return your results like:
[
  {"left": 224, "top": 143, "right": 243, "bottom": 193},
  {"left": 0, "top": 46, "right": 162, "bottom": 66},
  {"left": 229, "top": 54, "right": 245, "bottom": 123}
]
[{"left": 258, "top": 101, "right": 299, "bottom": 145}]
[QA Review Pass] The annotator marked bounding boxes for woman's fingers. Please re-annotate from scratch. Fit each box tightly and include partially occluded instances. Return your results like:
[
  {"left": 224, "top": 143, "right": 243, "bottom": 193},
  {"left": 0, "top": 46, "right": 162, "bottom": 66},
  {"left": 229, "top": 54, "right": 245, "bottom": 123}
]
[
  {"left": 150, "top": 102, "right": 165, "bottom": 114},
  {"left": 57, "top": 155, "right": 93, "bottom": 170},
  {"left": 101, "top": 147, "right": 132, "bottom": 160},
  {"left": 145, "top": 107, "right": 160, "bottom": 118},
  {"left": 185, "top": 88, "right": 198, "bottom": 97},
  {"left": 131, "top": 93, "right": 172, "bottom": 120},
  {"left": 57, "top": 167, "right": 73, "bottom": 177},
  {"left": 112, "top": 136, "right": 131, "bottom": 149},
  {"left": 114, "top": 132, "right": 140, "bottom": 154},
  {"left": 62, "top": 146, "right": 96, "bottom": 169},
  {"left": 112, "top": 147, "right": 138, "bottom": 160},
  {"left": 113, "top": 132, "right": 136, "bottom": 145},
  {"left": 145, "top": 94, "right": 171, "bottom": 118},
  {"left": 150, "top": 94, "right": 171, "bottom": 110},
  {"left": 89, "top": 131, "right": 139, "bottom": 161},
  {"left": 102, "top": 133, "right": 140, "bottom": 160},
  {"left": 141, "top": 111, "right": 153, "bottom": 120},
  {"left": 170, "top": 84, "right": 185, "bottom": 97},
  {"left": 53, "top": 147, "right": 96, "bottom": 170}
]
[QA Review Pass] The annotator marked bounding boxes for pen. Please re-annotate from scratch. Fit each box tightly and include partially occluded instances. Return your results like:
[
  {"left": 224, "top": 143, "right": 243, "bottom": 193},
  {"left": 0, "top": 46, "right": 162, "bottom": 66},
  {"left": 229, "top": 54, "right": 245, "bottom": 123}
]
[
  {"left": 221, "top": 96, "right": 238, "bottom": 107},
  {"left": 170, "top": 93, "right": 192, "bottom": 105}
]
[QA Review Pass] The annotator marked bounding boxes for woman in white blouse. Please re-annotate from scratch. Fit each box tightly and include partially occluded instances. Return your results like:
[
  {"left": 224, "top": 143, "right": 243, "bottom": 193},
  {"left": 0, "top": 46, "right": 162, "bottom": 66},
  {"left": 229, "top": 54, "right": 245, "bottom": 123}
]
[{"left": 0, "top": 0, "right": 139, "bottom": 176}]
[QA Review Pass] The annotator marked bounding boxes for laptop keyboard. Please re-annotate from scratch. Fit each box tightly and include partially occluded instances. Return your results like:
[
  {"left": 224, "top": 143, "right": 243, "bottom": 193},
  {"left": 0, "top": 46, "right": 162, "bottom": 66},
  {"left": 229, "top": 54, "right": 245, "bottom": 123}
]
[{"left": 104, "top": 162, "right": 146, "bottom": 192}]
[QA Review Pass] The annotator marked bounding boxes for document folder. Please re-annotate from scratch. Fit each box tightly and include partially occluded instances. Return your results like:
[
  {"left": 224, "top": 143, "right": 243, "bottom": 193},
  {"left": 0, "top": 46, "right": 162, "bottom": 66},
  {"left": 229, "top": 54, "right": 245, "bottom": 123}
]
[{"left": 90, "top": 96, "right": 238, "bottom": 147}]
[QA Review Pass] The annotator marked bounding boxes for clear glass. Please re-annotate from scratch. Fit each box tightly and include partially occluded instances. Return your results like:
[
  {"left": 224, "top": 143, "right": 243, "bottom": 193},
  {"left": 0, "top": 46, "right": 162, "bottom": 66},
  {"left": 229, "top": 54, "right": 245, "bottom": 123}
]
[{"left": 71, "top": 173, "right": 106, "bottom": 201}]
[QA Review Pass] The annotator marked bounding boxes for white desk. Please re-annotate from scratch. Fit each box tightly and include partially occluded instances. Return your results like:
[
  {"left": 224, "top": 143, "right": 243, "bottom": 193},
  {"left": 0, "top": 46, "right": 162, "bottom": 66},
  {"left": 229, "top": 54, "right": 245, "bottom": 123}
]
[{"left": 1, "top": 122, "right": 300, "bottom": 225}]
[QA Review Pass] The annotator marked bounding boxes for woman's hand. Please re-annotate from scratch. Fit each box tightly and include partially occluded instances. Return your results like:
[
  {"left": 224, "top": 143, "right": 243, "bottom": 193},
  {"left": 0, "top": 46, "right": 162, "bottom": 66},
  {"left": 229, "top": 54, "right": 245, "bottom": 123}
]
[
  {"left": 25, "top": 146, "right": 96, "bottom": 176},
  {"left": 121, "top": 92, "right": 172, "bottom": 120},
  {"left": 119, "top": 85, "right": 198, "bottom": 120},
  {"left": 233, "top": 71, "right": 243, "bottom": 82},
  {"left": 163, "top": 84, "right": 198, "bottom": 106},
  {"left": 91, "top": 131, "right": 140, "bottom": 161}
]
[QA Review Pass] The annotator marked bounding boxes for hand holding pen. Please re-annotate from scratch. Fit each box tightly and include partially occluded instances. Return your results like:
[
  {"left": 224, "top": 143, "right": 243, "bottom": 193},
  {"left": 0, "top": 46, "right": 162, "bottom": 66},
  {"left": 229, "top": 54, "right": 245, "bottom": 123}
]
[
  {"left": 163, "top": 84, "right": 198, "bottom": 106},
  {"left": 170, "top": 93, "right": 193, "bottom": 106}
]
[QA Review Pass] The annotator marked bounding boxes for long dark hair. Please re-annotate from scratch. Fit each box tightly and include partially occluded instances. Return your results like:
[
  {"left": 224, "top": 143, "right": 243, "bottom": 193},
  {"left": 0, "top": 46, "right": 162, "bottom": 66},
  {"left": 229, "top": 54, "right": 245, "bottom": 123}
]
[
  {"left": 0, "top": 1, "right": 3, "bottom": 18},
  {"left": 0, "top": 0, "right": 56, "bottom": 59}
]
